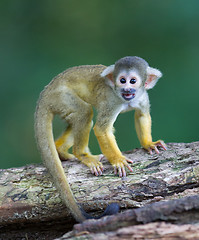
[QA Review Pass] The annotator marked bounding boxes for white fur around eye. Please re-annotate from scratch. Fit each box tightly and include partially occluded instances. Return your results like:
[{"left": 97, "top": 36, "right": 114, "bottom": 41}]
[{"left": 116, "top": 70, "right": 142, "bottom": 88}]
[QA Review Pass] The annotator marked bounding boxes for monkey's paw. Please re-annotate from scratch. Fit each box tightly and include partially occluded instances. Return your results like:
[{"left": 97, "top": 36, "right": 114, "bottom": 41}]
[
  {"left": 80, "top": 154, "right": 104, "bottom": 176},
  {"left": 111, "top": 157, "right": 133, "bottom": 178},
  {"left": 145, "top": 140, "right": 167, "bottom": 154},
  {"left": 58, "top": 152, "right": 76, "bottom": 161},
  {"left": 56, "top": 146, "right": 75, "bottom": 160}
]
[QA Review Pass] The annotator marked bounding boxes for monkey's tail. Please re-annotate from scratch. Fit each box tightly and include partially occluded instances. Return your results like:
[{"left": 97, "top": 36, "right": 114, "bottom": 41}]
[
  {"left": 34, "top": 100, "right": 119, "bottom": 222},
  {"left": 35, "top": 102, "right": 86, "bottom": 222},
  {"left": 81, "top": 202, "right": 120, "bottom": 219}
]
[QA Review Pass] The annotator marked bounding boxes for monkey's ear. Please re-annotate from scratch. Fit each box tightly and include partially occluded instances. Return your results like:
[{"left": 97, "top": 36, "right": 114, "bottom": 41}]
[
  {"left": 145, "top": 67, "right": 162, "bottom": 90},
  {"left": 100, "top": 65, "right": 115, "bottom": 86}
]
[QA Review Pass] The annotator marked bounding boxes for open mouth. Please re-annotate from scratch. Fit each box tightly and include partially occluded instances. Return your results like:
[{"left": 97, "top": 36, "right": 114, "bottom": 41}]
[{"left": 122, "top": 93, "right": 135, "bottom": 101}]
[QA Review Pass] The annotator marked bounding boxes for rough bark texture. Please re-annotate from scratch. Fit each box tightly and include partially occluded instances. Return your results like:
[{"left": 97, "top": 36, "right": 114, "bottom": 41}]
[{"left": 0, "top": 142, "right": 199, "bottom": 239}]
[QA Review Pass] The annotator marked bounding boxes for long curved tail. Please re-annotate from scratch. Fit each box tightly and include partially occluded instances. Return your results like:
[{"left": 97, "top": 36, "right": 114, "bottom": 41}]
[{"left": 35, "top": 101, "right": 86, "bottom": 222}]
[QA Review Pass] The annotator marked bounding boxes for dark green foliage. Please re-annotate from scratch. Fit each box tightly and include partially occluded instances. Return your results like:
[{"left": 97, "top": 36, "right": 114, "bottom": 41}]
[{"left": 1, "top": 0, "right": 199, "bottom": 168}]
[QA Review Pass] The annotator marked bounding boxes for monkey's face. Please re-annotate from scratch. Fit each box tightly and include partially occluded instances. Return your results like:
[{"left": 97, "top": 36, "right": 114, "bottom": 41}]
[{"left": 115, "top": 70, "right": 142, "bottom": 101}]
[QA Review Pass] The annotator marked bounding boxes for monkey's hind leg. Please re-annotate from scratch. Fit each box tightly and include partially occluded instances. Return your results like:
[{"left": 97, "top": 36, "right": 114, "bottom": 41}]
[
  {"left": 72, "top": 107, "right": 104, "bottom": 176},
  {"left": 55, "top": 125, "right": 75, "bottom": 160}
]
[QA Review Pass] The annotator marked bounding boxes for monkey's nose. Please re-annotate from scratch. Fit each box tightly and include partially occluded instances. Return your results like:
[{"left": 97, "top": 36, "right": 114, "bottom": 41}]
[{"left": 123, "top": 88, "right": 136, "bottom": 94}]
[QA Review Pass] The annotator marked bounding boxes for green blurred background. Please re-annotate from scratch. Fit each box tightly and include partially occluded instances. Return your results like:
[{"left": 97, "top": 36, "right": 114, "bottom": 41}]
[{"left": 1, "top": 0, "right": 199, "bottom": 169}]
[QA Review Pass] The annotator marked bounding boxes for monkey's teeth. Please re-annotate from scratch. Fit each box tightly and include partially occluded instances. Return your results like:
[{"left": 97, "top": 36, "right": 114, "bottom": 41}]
[
  {"left": 122, "top": 93, "right": 135, "bottom": 101},
  {"left": 124, "top": 94, "right": 133, "bottom": 98}
]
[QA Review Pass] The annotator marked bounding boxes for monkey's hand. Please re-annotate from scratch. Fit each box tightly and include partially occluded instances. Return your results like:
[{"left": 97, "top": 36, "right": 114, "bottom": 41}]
[
  {"left": 144, "top": 140, "right": 167, "bottom": 154},
  {"left": 110, "top": 157, "right": 133, "bottom": 177},
  {"left": 94, "top": 126, "right": 133, "bottom": 177},
  {"left": 80, "top": 154, "right": 104, "bottom": 176}
]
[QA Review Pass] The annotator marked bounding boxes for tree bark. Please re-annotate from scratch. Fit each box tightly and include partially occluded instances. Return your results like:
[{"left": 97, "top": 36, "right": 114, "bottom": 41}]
[{"left": 0, "top": 142, "right": 199, "bottom": 239}]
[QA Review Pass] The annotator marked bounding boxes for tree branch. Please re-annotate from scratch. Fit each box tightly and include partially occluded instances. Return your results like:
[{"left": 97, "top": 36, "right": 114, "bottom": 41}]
[{"left": 0, "top": 142, "right": 199, "bottom": 239}]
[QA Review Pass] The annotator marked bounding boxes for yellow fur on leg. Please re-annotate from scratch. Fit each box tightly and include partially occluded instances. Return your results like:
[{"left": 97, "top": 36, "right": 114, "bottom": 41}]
[
  {"left": 55, "top": 127, "right": 75, "bottom": 159},
  {"left": 94, "top": 126, "right": 133, "bottom": 177},
  {"left": 95, "top": 130, "right": 124, "bottom": 163},
  {"left": 134, "top": 110, "right": 152, "bottom": 149},
  {"left": 135, "top": 109, "right": 166, "bottom": 153},
  {"left": 71, "top": 119, "right": 103, "bottom": 176}
]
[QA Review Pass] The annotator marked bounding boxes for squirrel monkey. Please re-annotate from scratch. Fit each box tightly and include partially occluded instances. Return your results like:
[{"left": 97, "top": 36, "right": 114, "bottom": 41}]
[{"left": 35, "top": 56, "right": 167, "bottom": 222}]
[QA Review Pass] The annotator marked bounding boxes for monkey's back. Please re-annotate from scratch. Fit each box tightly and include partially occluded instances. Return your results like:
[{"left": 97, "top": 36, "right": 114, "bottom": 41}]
[
  {"left": 47, "top": 65, "right": 107, "bottom": 104},
  {"left": 60, "top": 64, "right": 106, "bottom": 86}
]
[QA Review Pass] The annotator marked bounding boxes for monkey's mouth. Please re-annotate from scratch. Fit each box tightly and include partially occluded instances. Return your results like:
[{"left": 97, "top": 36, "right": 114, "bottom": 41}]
[
  {"left": 122, "top": 93, "right": 135, "bottom": 100},
  {"left": 121, "top": 89, "right": 136, "bottom": 101}
]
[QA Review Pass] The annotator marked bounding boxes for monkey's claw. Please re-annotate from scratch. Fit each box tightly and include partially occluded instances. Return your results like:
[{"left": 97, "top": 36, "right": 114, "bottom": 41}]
[
  {"left": 80, "top": 154, "right": 104, "bottom": 176},
  {"left": 90, "top": 165, "right": 104, "bottom": 176},
  {"left": 113, "top": 157, "right": 133, "bottom": 177},
  {"left": 147, "top": 140, "right": 167, "bottom": 155}
]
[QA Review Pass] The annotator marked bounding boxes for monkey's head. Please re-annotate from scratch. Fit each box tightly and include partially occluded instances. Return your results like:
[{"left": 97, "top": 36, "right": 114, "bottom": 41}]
[{"left": 101, "top": 56, "right": 162, "bottom": 101}]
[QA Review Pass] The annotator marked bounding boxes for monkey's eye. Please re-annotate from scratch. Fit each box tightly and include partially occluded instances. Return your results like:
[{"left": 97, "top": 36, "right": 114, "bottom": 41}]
[
  {"left": 120, "top": 78, "right": 126, "bottom": 84},
  {"left": 130, "top": 78, "right": 136, "bottom": 84}
]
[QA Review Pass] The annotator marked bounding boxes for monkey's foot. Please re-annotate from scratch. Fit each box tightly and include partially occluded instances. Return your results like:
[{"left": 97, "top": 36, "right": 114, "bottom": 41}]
[
  {"left": 57, "top": 149, "right": 75, "bottom": 161},
  {"left": 79, "top": 154, "right": 104, "bottom": 176},
  {"left": 110, "top": 157, "right": 133, "bottom": 178},
  {"left": 146, "top": 140, "right": 167, "bottom": 154}
]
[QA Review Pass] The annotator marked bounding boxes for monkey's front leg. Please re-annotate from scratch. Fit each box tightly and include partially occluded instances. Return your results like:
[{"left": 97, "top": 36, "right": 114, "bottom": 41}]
[
  {"left": 94, "top": 125, "right": 133, "bottom": 177},
  {"left": 134, "top": 109, "right": 167, "bottom": 154}
]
